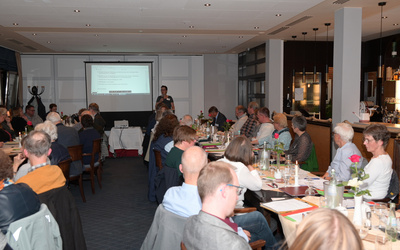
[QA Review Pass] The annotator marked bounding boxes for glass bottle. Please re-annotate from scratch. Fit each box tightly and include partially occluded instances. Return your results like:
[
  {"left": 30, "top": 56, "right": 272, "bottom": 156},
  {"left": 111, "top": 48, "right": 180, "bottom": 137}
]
[
  {"left": 260, "top": 141, "right": 270, "bottom": 171},
  {"left": 326, "top": 169, "right": 337, "bottom": 209},
  {"left": 386, "top": 202, "right": 398, "bottom": 242}
]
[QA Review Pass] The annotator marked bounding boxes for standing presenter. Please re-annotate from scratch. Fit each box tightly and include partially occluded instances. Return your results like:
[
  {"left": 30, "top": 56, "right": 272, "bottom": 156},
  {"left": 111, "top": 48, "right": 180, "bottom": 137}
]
[{"left": 156, "top": 85, "right": 175, "bottom": 112}]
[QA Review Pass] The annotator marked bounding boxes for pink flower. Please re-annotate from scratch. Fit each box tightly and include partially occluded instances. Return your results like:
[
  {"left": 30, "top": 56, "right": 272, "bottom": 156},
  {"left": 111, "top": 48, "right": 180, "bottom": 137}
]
[
  {"left": 349, "top": 154, "right": 361, "bottom": 163},
  {"left": 27, "top": 121, "right": 33, "bottom": 126},
  {"left": 274, "top": 133, "right": 279, "bottom": 139},
  {"left": 208, "top": 114, "right": 211, "bottom": 117}
]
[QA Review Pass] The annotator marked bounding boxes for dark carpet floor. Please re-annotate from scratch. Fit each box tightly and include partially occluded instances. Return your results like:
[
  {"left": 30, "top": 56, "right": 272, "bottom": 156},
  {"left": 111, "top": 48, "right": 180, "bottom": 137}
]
[{"left": 69, "top": 156, "right": 157, "bottom": 250}]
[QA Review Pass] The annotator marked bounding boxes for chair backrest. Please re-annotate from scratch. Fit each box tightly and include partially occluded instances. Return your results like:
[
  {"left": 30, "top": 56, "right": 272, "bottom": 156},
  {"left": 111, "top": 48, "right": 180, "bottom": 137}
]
[
  {"left": 6, "top": 203, "right": 62, "bottom": 250},
  {"left": 67, "top": 144, "right": 84, "bottom": 163},
  {"left": 57, "top": 159, "right": 72, "bottom": 180},
  {"left": 91, "top": 138, "right": 101, "bottom": 166},
  {"left": 301, "top": 143, "right": 319, "bottom": 172},
  {"left": 386, "top": 169, "right": 399, "bottom": 202},
  {"left": 153, "top": 149, "right": 163, "bottom": 170}
]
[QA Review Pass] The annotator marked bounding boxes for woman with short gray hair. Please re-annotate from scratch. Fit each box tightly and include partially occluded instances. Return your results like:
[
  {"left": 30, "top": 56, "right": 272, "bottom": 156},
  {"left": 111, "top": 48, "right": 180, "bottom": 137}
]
[{"left": 284, "top": 115, "right": 312, "bottom": 163}]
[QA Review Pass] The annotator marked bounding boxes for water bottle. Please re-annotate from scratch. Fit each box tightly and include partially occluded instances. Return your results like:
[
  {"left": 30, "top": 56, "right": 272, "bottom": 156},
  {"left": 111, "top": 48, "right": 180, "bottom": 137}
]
[
  {"left": 326, "top": 169, "right": 337, "bottom": 208},
  {"left": 260, "top": 141, "right": 270, "bottom": 171},
  {"left": 386, "top": 203, "right": 398, "bottom": 242}
]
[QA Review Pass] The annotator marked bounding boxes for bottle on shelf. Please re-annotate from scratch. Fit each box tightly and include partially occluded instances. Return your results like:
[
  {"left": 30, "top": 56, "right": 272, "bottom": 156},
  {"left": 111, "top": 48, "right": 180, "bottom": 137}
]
[{"left": 386, "top": 202, "right": 398, "bottom": 242}]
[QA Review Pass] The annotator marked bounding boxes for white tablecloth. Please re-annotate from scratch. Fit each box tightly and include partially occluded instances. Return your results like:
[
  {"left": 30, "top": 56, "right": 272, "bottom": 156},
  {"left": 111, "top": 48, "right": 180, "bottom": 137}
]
[{"left": 108, "top": 127, "right": 143, "bottom": 154}]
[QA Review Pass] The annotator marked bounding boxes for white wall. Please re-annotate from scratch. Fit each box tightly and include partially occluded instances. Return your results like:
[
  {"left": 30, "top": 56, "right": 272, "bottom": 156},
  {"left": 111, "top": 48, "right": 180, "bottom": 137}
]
[
  {"left": 203, "top": 54, "right": 238, "bottom": 120},
  {"left": 21, "top": 54, "right": 206, "bottom": 121}
]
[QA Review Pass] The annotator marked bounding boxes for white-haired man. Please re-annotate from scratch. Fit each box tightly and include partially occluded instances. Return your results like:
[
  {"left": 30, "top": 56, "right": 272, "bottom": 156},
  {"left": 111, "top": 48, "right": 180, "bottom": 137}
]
[
  {"left": 46, "top": 112, "right": 82, "bottom": 176},
  {"left": 180, "top": 115, "right": 193, "bottom": 127},
  {"left": 322, "top": 123, "right": 364, "bottom": 181}
]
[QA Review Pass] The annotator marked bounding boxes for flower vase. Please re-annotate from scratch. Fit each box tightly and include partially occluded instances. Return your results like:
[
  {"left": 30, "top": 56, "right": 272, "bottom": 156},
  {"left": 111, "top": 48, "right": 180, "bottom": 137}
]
[
  {"left": 277, "top": 154, "right": 281, "bottom": 169},
  {"left": 353, "top": 195, "right": 363, "bottom": 226}
]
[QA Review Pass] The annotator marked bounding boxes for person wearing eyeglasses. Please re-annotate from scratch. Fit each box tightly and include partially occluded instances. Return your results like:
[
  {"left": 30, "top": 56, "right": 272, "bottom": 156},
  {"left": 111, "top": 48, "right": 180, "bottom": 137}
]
[
  {"left": 218, "top": 137, "right": 262, "bottom": 208},
  {"left": 182, "top": 161, "right": 252, "bottom": 250},
  {"left": 359, "top": 124, "right": 392, "bottom": 200}
]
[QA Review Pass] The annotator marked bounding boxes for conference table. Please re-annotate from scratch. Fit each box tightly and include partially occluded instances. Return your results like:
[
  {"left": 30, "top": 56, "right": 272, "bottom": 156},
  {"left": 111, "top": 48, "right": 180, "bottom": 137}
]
[{"left": 108, "top": 127, "right": 144, "bottom": 155}]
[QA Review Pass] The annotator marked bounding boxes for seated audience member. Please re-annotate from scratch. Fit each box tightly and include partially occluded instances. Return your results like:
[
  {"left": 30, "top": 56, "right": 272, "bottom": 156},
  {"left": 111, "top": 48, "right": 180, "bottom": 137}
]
[
  {"left": 155, "top": 126, "right": 197, "bottom": 202},
  {"left": 47, "top": 112, "right": 82, "bottom": 176},
  {"left": 240, "top": 102, "right": 259, "bottom": 138},
  {"left": 219, "top": 137, "right": 262, "bottom": 208},
  {"left": 164, "top": 147, "right": 276, "bottom": 248},
  {"left": 24, "top": 104, "right": 43, "bottom": 127},
  {"left": 182, "top": 161, "right": 252, "bottom": 249},
  {"left": 290, "top": 208, "right": 363, "bottom": 250},
  {"left": 251, "top": 107, "right": 274, "bottom": 145},
  {"left": 11, "top": 107, "right": 28, "bottom": 135},
  {"left": 88, "top": 103, "right": 106, "bottom": 135},
  {"left": 15, "top": 131, "right": 66, "bottom": 194},
  {"left": 208, "top": 106, "right": 227, "bottom": 132},
  {"left": 79, "top": 114, "right": 101, "bottom": 165},
  {"left": 72, "top": 108, "right": 90, "bottom": 131},
  {"left": 0, "top": 108, "right": 12, "bottom": 142},
  {"left": 285, "top": 115, "right": 312, "bottom": 163},
  {"left": 35, "top": 121, "right": 71, "bottom": 166},
  {"left": 148, "top": 114, "right": 179, "bottom": 202},
  {"left": 180, "top": 114, "right": 193, "bottom": 127},
  {"left": 360, "top": 124, "right": 392, "bottom": 200},
  {"left": 45, "top": 103, "right": 58, "bottom": 117},
  {"left": 0, "top": 150, "right": 41, "bottom": 234},
  {"left": 0, "top": 108, "right": 15, "bottom": 139},
  {"left": 255, "top": 113, "right": 292, "bottom": 150},
  {"left": 231, "top": 105, "right": 248, "bottom": 134},
  {"left": 322, "top": 123, "right": 364, "bottom": 181}
]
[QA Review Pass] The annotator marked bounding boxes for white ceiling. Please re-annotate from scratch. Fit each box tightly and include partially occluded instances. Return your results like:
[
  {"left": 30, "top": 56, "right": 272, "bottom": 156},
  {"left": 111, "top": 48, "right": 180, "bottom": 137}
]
[{"left": 0, "top": 0, "right": 399, "bottom": 54}]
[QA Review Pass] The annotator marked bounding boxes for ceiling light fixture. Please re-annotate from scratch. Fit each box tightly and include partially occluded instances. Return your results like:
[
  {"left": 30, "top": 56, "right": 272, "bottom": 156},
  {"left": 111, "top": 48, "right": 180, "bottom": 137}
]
[
  {"left": 313, "top": 28, "right": 319, "bottom": 84},
  {"left": 182, "top": 35, "right": 187, "bottom": 38},
  {"left": 74, "top": 9, "right": 80, "bottom": 13},
  {"left": 32, "top": 33, "right": 37, "bottom": 36},
  {"left": 86, "top": 24, "right": 91, "bottom": 27},
  {"left": 378, "top": 2, "right": 386, "bottom": 79},
  {"left": 393, "top": 23, "right": 399, "bottom": 26},
  {"left": 302, "top": 32, "right": 307, "bottom": 83},
  {"left": 204, "top": 3, "right": 211, "bottom": 7},
  {"left": 254, "top": 27, "right": 260, "bottom": 29},
  {"left": 276, "top": 14, "right": 282, "bottom": 17},
  {"left": 47, "top": 41, "right": 51, "bottom": 44},
  {"left": 238, "top": 36, "right": 244, "bottom": 38},
  {"left": 325, "top": 23, "right": 331, "bottom": 83},
  {"left": 189, "top": 25, "right": 194, "bottom": 29},
  {"left": 12, "top": 23, "right": 18, "bottom": 26}
]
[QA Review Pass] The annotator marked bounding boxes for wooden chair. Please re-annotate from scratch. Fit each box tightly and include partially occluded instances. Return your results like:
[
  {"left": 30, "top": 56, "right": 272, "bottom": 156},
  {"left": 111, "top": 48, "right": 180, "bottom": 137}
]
[
  {"left": 153, "top": 149, "right": 163, "bottom": 170},
  {"left": 82, "top": 138, "right": 103, "bottom": 194},
  {"left": 66, "top": 145, "right": 86, "bottom": 202}
]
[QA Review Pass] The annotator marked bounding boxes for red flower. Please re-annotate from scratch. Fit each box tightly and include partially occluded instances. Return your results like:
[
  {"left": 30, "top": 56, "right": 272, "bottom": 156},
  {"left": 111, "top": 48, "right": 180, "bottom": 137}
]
[
  {"left": 274, "top": 133, "right": 279, "bottom": 139},
  {"left": 226, "top": 119, "right": 232, "bottom": 122},
  {"left": 208, "top": 114, "right": 211, "bottom": 117},
  {"left": 349, "top": 154, "right": 361, "bottom": 163},
  {"left": 27, "top": 121, "right": 33, "bottom": 126},
  {"left": 200, "top": 110, "right": 203, "bottom": 113}
]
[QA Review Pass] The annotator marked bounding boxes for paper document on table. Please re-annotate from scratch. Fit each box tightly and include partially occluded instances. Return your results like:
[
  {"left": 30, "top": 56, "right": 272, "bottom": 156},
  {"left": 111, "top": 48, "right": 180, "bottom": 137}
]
[{"left": 261, "top": 198, "right": 312, "bottom": 213}]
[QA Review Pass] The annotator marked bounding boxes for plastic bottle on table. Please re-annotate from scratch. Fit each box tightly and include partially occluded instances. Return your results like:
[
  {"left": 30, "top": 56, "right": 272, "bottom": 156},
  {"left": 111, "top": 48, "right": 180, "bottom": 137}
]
[
  {"left": 326, "top": 169, "right": 337, "bottom": 209},
  {"left": 386, "top": 202, "right": 398, "bottom": 242}
]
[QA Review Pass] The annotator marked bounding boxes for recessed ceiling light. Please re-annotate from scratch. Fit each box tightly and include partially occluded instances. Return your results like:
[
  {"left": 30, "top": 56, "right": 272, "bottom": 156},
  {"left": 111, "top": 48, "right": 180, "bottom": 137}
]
[
  {"left": 254, "top": 26, "right": 260, "bottom": 29},
  {"left": 182, "top": 35, "right": 187, "bottom": 38},
  {"left": 177, "top": 42, "right": 182, "bottom": 45},
  {"left": 189, "top": 25, "right": 194, "bottom": 29},
  {"left": 382, "top": 16, "right": 388, "bottom": 19},
  {"left": 204, "top": 3, "right": 211, "bottom": 7},
  {"left": 276, "top": 14, "right": 282, "bottom": 17},
  {"left": 94, "top": 34, "right": 99, "bottom": 37},
  {"left": 139, "top": 30, "right": 143, "bottom": 33},
  {"left": 238, "top": 36, "right": 244, "bottom": 38},
  {"left": 32, "top": 33, "right": 37, "bottom": 36},
  {"left": 47, "top": 41, "right": 51, "bottom": 44},
  {"left": 393, "top": 23, "right": 399, "bottom": 26},
  {"left": 74, "top": 9, "right": 80, "bottom": 13},
  {"left": 86, "top": 24, "right": 91, "bottom": 27},
  {"left": 13, "top": 23, "right": 18, "bottom": 26}
]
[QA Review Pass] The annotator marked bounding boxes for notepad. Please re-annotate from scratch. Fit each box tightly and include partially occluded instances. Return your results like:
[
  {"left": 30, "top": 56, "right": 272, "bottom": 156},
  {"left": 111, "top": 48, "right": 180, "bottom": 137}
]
[{"left": 261, "top": 198, "right": 313, "bottom": 214}]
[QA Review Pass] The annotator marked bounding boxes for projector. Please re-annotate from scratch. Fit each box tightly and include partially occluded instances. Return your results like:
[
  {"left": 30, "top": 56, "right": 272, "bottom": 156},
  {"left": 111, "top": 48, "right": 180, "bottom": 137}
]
[{"left": 114, "top": 120, "right": 129, "bottom": 129}]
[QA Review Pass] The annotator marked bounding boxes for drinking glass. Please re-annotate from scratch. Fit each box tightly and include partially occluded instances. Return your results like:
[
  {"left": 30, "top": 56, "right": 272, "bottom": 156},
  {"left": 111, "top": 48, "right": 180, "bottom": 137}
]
[
  {"left": 285, "top": 154, "right": 292, "bottom": 165},
  {"left": 283, "top": 168, "right": 291, "bottom": 187},
  {"left": 355, "top": 226, "right": 368, "bottom": 240},
  {"left": 375, "top": 233, "right": 391, "bottom": 250},
  {"left": 305, "top": 176, "right": 315, "bottom": 196},
  {"left": 319, "top": 196, "right": 327, "bottom": 208},
  {"left": 374, "top": 202, "right": 388, "bottom": 230}
]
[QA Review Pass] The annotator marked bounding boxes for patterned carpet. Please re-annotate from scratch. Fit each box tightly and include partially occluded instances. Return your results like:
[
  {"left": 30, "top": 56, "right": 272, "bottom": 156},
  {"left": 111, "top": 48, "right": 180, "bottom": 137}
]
[{"left": 69, "top": 156, "right": 157, "bottom": 250}]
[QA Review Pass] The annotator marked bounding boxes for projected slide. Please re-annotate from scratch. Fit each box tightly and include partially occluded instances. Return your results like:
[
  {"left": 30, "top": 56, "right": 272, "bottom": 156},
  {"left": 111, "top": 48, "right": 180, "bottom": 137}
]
[
  {"left": 91, "top": 65, "right": 150, "bottom": 95},
  {"left": 85, "top": 62, "right": 153, "bottom": 112}
]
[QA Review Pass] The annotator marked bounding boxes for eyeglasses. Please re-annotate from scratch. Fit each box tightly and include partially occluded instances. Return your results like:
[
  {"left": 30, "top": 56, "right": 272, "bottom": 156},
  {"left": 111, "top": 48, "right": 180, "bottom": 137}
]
[
  {"left": 226, "top": 184, "right": 244, "bottom": 196},
  {"left": 362, "top": 137, "right": 375, "bottom": 144}
]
